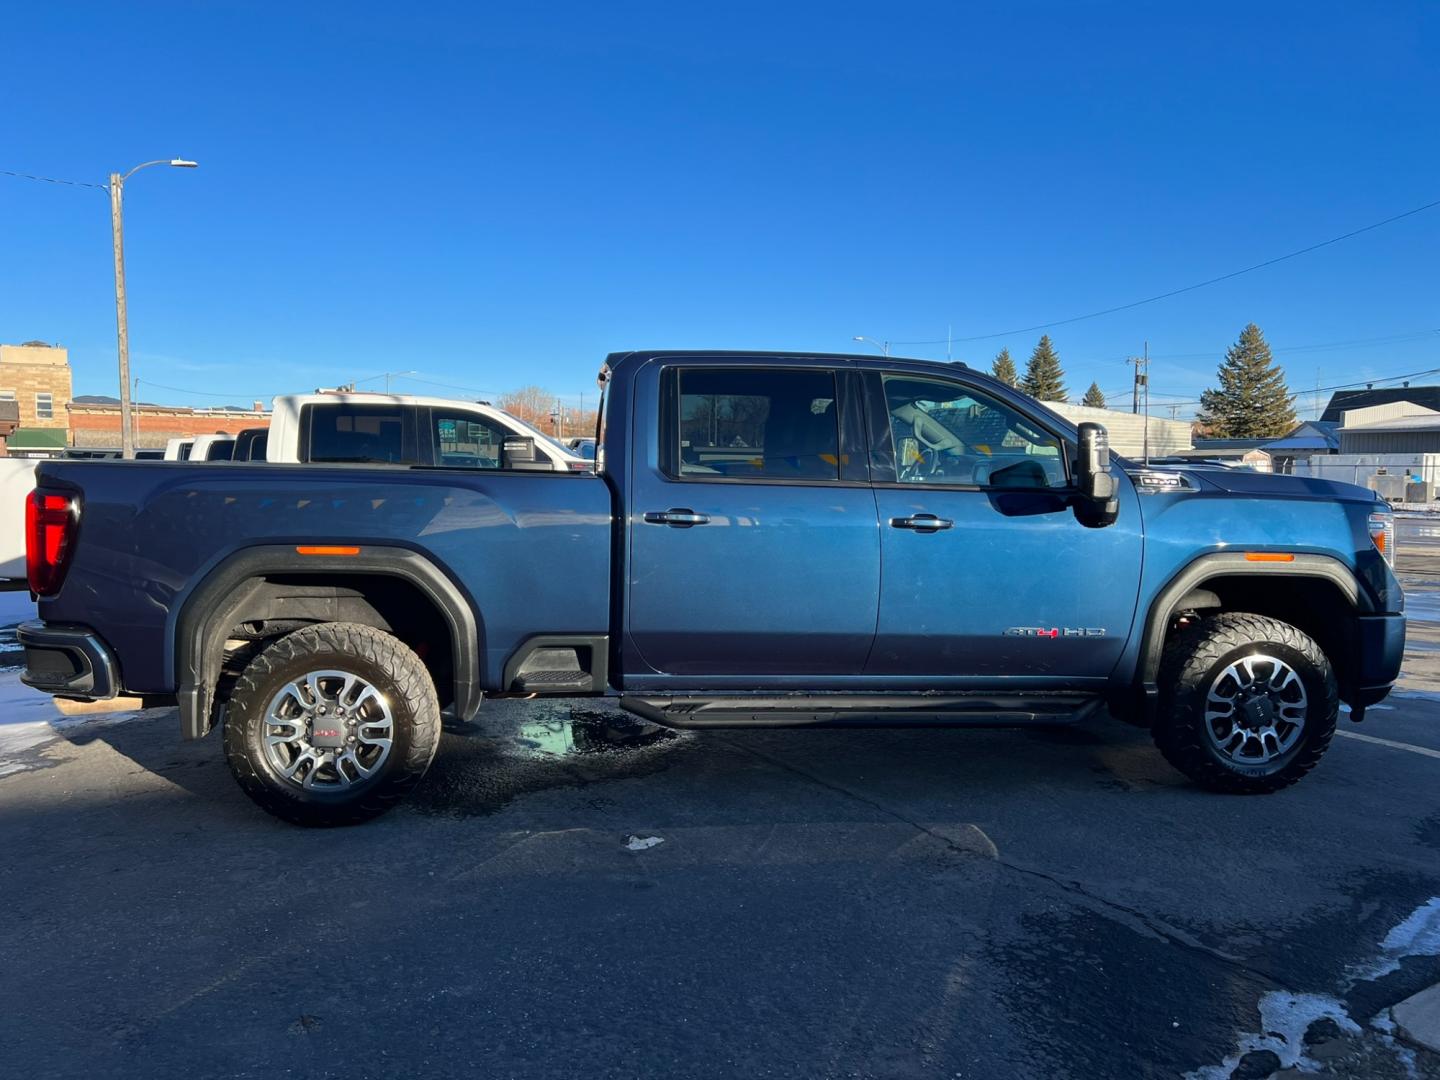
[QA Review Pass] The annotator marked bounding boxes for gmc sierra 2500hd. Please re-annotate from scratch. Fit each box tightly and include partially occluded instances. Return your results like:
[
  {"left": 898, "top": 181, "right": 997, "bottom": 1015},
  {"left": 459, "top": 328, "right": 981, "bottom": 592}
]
[{"left": 19, "top": 350, "right": 1404, "bottom": 825}]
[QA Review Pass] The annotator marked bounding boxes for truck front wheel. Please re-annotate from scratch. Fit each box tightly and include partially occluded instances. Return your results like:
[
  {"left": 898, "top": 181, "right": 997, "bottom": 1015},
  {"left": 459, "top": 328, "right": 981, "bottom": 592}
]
[
  {"left": 1153, "top": 612, "right": 1337, "bottom": 793},
  {"left": 223, "top": 622, "right": 442, "bottom": 826}
]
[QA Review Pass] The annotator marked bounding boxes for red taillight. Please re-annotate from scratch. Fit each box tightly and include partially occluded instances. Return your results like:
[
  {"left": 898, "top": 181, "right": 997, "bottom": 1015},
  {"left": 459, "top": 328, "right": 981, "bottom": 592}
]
[{"left": 26, "top": 489, "right": 79, "bottom": 597}]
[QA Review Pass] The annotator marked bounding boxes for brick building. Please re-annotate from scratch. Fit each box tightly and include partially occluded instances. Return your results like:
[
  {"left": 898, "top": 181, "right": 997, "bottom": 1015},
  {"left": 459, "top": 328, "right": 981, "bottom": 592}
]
[
  {"left": 0, "top": 400, "right": 19, "bottom": 454},
  {"left": 69, "top": 401, "right": 270, "bottom": 450},
  {"left": 0, "top": 342, "right": 74, "bottom": 452}
]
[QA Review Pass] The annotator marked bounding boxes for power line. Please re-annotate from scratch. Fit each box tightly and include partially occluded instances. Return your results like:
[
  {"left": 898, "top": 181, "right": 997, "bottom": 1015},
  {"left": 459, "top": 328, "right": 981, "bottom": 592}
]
[
  {"left": 1129, "top": 364, "right": 1440, "bottom": 411},
  {"left": 1123, "top": 328, "right": 1440, "bottom": 365},
  {"left": 134, "top": 378, "right": 277, "bottom": 401},
  {"left": 392, "top": 374, "right": 505, "bottom": 398},
  {"left": 890, "top": 195, "right": 1440, "bottom": 345},
  {"left": 1, "top": 168, "right": 106, "bottom": 190}
]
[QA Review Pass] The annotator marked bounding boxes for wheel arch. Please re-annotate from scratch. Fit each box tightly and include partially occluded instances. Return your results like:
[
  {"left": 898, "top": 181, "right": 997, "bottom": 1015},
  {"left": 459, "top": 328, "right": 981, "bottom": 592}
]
[
  {"left": 1134, "top": 552, "right": 1371, "bottom": 718},
  {"left": 172, "top": 544, "right": 482, "bottom": 739}
]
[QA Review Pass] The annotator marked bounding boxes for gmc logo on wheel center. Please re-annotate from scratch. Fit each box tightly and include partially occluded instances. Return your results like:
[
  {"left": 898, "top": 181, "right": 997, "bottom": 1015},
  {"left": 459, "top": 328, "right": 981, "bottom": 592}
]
[{"left": 1005, "top": 627, "right": 1107, "bottom": 638}]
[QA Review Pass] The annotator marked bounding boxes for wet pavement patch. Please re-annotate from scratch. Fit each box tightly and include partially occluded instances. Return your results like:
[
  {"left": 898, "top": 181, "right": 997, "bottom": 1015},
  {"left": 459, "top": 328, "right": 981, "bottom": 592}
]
[
  {"left": 513, "top": 709, "right": 679, "bottom": 758},
  {"left": 406, "top": 703, "right": 693, "bottom": 818}
]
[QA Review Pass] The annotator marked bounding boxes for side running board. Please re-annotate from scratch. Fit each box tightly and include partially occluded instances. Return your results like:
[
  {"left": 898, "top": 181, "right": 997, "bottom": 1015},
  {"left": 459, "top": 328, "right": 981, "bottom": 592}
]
[{"left": 619, "top": 694, "right": 1105, "bottom": 729}]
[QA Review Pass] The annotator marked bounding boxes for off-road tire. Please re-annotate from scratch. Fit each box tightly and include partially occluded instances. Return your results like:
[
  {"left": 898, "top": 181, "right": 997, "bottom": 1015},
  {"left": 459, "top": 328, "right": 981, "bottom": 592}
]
[
  {"left": 223, "top": 622, "right": 441, "bottom": 826},
  {"left": 1153, "top": 612, "right": 1337, "bottom": 794}
]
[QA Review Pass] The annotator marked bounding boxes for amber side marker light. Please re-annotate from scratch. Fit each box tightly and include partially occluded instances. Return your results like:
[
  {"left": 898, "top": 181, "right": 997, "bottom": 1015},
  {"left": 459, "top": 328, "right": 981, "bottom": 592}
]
[
  {"left": 296, "top": 545, "right": 360, "bottom": 556},
  {"left": 1244, "top": 552, "right": 1296, "bottom": 563}
]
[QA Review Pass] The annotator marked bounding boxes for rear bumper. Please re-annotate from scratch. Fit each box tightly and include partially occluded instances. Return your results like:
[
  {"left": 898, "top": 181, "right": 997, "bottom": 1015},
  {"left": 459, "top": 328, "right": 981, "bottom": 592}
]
[
  {"left": 17, "top": 621, "right": 120, "bottom": 700},
  {"left": 1353, "top": 612, "right": 1405, "bottom": 705}
]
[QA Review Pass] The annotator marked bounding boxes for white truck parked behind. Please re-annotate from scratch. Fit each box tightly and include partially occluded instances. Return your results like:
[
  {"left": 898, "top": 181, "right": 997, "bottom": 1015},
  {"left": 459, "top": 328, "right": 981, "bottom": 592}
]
[{"left": 265, "top": 393, "right": 590, "bottom": 472}]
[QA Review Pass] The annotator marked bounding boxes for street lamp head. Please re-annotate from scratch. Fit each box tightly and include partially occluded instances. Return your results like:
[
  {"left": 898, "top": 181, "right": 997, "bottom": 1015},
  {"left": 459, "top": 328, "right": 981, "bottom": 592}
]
[
  {"left": 169, "top": 159, "right": 199, "bottom": 168},
  {"left": 852, "top": 336, "right": 865, "bottom": 343}
]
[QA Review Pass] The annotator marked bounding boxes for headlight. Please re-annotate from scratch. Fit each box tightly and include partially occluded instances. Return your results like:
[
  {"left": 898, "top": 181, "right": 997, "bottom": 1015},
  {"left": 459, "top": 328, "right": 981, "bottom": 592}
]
[{"left": 1369, "top": 507, "right": 1395, "bottom": 566}]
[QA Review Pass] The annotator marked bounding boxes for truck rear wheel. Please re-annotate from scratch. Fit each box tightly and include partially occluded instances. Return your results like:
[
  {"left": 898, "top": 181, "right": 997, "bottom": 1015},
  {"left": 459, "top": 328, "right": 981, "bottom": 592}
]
[
  {"left": 223, "top": 622, "right": 441, "bottom": 826},
  {"left": 1153, "top": 612, "right": 1337, "bottom": 793}
]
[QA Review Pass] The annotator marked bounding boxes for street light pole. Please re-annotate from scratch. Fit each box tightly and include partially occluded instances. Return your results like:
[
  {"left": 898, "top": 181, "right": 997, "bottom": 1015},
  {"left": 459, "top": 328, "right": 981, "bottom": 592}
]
[
  {"left": 109, "top": 174, "right": 132, "bottom": 457},
  {"left": 852, "top": 335, "right": 891, "bottom": 356},
  {"left": 109, "top": 159, "right": 198, "bottom": 458}
]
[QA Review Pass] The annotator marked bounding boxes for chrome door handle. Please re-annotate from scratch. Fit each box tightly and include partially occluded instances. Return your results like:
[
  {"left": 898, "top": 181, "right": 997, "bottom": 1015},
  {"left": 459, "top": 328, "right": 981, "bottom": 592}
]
[
  {"left": 889, "top": 514, "right": 953, "bottom": 532},
  {"left": 644, "top": 508, "right": 711, "bottom": 527}
]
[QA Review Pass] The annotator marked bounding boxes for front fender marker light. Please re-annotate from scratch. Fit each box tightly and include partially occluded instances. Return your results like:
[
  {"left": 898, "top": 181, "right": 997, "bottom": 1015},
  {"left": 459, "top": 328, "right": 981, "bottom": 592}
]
[
  {"left": 296, "top": 545, "right": 360, "bottom": 556},
  {"left": 1244, "top": 552, "right": 1296, "bottom": 562},
  {"left": 1368, "top": 510, "right": 1395, "bottom": 567}
]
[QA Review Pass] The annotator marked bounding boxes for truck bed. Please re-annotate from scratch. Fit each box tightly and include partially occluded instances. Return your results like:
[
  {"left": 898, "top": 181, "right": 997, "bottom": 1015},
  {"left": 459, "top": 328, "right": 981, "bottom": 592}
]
[{"left": 31, "top": 460, "right": 613, "bottom": 694}]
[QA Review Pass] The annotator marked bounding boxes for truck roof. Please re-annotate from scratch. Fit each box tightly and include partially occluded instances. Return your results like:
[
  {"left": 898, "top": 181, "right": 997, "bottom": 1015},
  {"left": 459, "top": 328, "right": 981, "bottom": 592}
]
[
  {"left": 598, "top": 349, "right": 1077, "bottom": 439},
  {"left": 599, "top": 350, "right": 991, "bottom": 389}
]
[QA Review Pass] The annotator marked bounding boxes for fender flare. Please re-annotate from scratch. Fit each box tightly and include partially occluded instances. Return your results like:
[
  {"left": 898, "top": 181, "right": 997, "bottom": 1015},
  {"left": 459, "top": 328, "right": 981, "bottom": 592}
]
[
  {"left": 1133, "top": 551, "right": 1368, "bottom": 700},
  {"left": 172, "top": 544, "right": 482, "bottom": 738}
]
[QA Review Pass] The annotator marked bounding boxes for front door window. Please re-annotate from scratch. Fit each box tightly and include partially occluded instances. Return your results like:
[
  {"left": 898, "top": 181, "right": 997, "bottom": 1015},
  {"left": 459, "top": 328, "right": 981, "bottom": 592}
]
[{"left": 881, "top": 375, "right": 1066, "bottom": 488}]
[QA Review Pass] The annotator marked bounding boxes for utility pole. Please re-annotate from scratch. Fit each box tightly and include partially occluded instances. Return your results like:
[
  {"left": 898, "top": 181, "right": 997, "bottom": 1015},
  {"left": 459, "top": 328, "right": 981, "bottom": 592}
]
[
  {"left": 1143, "top": 340, "right": 1150, "bottom": 464},
  {"left": 108, "top": 159, "right": 199, "bottom": 458},
  {"left": 1128, "top": 347, "right": 1151, "bottom": 460}
]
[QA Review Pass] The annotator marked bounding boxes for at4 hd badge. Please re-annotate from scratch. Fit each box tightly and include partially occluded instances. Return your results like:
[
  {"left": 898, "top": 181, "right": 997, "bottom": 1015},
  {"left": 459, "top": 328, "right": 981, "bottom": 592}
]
[{"left": 1005, "top": 626, "right": 1107, "bottom": 638}]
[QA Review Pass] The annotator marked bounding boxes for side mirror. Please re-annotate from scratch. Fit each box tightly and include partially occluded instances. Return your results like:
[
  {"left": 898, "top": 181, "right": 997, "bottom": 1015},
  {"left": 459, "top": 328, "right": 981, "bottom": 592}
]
[
  {"left": 1074, "top": 423, "right": 1119, "bottom": 527},
  {"left": 502, "top": 436, "right": 537, "bottom": 468}
]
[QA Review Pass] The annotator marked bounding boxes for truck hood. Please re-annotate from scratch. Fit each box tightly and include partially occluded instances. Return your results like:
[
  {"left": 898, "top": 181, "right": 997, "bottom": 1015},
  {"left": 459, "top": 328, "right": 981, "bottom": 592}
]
[{"left": 1157, "top": 467, "right": 1379, "bottom": 505}]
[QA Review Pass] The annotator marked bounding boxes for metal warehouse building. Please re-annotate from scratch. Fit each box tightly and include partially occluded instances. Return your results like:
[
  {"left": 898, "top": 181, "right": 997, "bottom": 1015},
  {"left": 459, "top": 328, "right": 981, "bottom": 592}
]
[
  {"left": 1298, "top": 398, "right": 1440, "bottom": 501},
  {"left": 1048, "top": 403, "right": 1192, "bottom": 459}
]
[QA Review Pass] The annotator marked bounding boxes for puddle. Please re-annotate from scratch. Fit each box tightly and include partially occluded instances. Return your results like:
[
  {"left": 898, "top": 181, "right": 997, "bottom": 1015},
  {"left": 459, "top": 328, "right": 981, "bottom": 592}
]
[
  {"left": 515, "top": 711, "right": 679, "bottom": 758},
  {"left": 409, "top": 704, "right": 692, "bottom": 818}
]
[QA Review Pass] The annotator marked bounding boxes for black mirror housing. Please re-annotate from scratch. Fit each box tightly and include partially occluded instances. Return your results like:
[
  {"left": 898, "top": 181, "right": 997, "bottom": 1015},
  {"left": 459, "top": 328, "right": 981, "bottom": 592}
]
[
  {"left": 1074, "top": 423, "right": 1119, "bottom": 527},
  {"left": 502, "top": 436, "right": 537, "bottom": 468}
]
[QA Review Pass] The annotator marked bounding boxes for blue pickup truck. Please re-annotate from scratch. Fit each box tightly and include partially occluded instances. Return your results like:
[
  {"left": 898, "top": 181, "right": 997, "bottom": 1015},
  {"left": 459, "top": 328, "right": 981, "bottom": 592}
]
[{"left": 19, "top": 350, "right": 1405, "bottom": 825}]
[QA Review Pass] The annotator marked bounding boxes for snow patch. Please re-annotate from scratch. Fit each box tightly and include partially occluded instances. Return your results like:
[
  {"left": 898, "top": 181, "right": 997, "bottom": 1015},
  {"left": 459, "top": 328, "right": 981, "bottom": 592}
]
[
  {"left": 1351, "top": 897, "right": 1440, "bottom": 982},
  {"left": 0, "top": 590, "right": 35, "bottom": 625},
  {"left": 0, "top": 668, "right": 148, "bottom": 776},
  {"left": 1401, "top": 592, "right": 1440, "bottom": 624},
  {"left": 1185, "top": 991, "right": 1360, "bottom": 1079},
  {"left": 1190, "top": 896, "right": 1440, "bottom": 1078}
]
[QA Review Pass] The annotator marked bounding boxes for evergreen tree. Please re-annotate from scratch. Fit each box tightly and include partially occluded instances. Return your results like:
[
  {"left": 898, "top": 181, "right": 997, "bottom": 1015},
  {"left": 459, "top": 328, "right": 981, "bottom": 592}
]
[
  {"left": 991, "top": 347, "right": 1018, "bottom": 387},
  {"left": 1196, "top": 323, "right": 1296, "bottom": 438},
  {"left": 1021, "top": 335, "right": 1067, "bottom": 401},
  {"left": 1082, "top": 381, "right": 1106, "bottom": 409}
]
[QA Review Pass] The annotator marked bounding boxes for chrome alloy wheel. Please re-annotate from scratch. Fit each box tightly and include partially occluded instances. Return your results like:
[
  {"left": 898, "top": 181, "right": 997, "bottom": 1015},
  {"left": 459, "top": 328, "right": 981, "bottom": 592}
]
[
  {"left": 262, "top": 670, "right": 394, "bottom": 789},
  {"left": 1203, "top": 653, "right": 1308, "bottom": 766}
]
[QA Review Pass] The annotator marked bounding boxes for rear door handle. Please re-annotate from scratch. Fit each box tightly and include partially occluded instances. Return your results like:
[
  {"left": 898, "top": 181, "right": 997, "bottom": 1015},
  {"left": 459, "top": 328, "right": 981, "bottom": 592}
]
[
  {"left": 889, "top": 514, "right": 953, "bottom": 532},
  {"left": 644, "top": 508, "right": 711, "bottom": 527}
]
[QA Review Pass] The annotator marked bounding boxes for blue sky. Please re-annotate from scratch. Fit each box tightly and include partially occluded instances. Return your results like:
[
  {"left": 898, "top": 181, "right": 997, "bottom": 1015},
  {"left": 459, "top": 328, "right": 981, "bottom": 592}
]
[{"left": 2, "top": 1, "right": 1437, "bottom": 418}]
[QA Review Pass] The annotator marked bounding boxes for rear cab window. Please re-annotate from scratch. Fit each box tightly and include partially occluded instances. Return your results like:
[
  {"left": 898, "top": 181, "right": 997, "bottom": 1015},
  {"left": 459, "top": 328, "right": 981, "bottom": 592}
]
[{"left": 302, "top": 404, "right": 420, "bottom": 465}]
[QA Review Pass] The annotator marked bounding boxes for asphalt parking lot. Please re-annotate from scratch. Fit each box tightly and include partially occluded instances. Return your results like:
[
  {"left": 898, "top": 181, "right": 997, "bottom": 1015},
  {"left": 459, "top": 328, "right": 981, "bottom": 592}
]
[{"left": 3, "top": 525, "right": 1440, "bottom": 1079}]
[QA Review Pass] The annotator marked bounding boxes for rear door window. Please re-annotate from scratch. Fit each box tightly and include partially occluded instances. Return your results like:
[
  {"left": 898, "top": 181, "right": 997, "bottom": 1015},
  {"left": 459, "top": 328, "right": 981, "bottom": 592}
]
[{"left": 671, "top": 368, "right": 841, "bottom": 481}]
